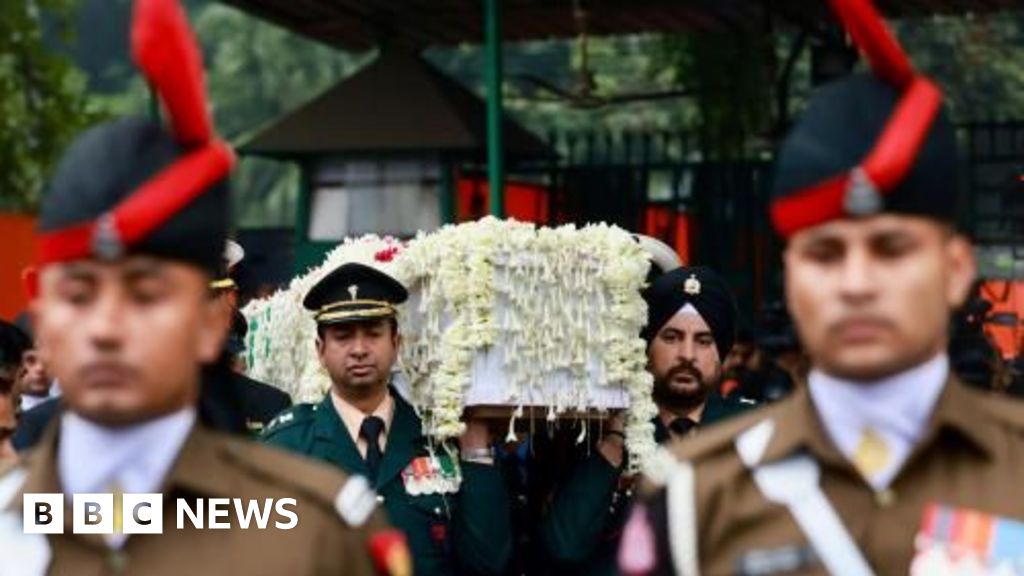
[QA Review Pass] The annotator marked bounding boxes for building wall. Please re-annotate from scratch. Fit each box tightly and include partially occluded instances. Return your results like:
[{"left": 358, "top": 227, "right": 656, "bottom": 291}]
[{"left": 0, "top": 214, "right": 36, "bottom": 321}]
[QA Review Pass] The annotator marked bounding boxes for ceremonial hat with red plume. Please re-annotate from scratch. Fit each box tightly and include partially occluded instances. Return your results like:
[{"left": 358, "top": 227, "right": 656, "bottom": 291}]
[
  {"left": 770, "top": 0, "right": 959, "bottom": 238},
  {"left": 35, "top": 0, "right": 234, "bottom": 274}
]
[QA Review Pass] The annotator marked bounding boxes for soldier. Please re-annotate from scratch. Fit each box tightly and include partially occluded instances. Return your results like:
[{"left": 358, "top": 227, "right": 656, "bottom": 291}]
[
  {"left": 12, "top": 315, "right": 55, "bottom": 412},
  {"left": 621, "top": 1, "right": 1024, "bottom": 574},
  {"left": 539, "top": 266, "right": 755, "bottom": 574},
  {"left": 0, "top": 320, "right": 29, "bottom": 463},
  {"left": 203, "top": 240, "right": 292, "bottom": 436},
  {"left": 0, "top": 1, "right": 404, "bottom": 574},
  {"left": 262, "top": 262, "right": 513, "bottom": 576}
]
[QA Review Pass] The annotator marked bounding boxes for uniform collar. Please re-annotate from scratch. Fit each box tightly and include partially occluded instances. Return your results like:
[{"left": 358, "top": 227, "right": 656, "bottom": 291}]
[
  {"left": 808, "top": 355, "right": 948, "bottom": 461},
  {"left": 330, "top": 388, "right": 395, "bottom": 445},
  {"left": 7, "top": 410, "right": 233, "bottom": 551},
  {"left": 314, "top": 387, "right": 423, "bottom": 489},
  {"left": 17, "top": 411, "right": 235, "bottom": 500},
  {"left": 761, "top": 372, "right": 998, "bottom": 467},
  {"left": 58, "top": 408, "right": 196, "bottom": 496}
]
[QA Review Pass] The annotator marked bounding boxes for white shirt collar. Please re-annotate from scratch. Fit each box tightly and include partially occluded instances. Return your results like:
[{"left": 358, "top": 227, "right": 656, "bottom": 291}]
[
  {"left": 808, "top": 354, "right": 949, "bottom": 489},
  {"left": 58, "top": 408, "right": 197, "bottom": 497},
  {"left": 19, "top": 395, "right": 49, "bottom": 412}
]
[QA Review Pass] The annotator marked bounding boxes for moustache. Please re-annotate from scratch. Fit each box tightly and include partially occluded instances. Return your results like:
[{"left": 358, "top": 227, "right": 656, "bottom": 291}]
[
  {"left": 828, "top": 315, "right": 897, "bottom": 336},
  {"left": 76, "top": 361, "right": 140, "bottom": 384},
  {"left": 667, "top": 363, "right": 702, "bottom": 381}
]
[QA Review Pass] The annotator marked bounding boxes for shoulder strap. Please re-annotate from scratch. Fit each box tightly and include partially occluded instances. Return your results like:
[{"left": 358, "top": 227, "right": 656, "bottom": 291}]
[
  {"left": 665, "top": 458, "right": 700, "bottom": 576},
  {"left": 736, "top": 420, "right": 876, "bottom": 576}
]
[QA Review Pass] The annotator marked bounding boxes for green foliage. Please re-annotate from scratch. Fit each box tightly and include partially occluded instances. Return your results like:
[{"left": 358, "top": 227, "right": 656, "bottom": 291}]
[
  {"left": 194, "top": 3, "right": 370, "bottom": 227},
  {"left": 653, "top": 30, "right": 774, "bottom": 158},
  {"left": 0, "top": 0, "right": 97, "bottom": 212},
  {"left": 12, "top": 2, "right": 1024, "bottom": 223},
  {"left": 898, "top": 13, "right": 1024, "bottom": 121},
  {"left": 429, "top": 35, "right": 702, "bottom": 135}
]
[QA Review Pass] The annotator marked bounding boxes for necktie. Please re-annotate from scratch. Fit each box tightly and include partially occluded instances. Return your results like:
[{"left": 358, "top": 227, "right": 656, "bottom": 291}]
[
  {"left": 360, "top": 416, "right": 386, "bottom": 483},
  {"left": 852, "top": 427, "right": 891, "bottom": 481},
  {"left": 668, "top": 417, "right": 699, "bottom": 438}
]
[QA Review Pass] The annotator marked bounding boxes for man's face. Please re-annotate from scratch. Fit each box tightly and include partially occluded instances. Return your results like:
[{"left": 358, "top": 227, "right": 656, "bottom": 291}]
[
  {"left": 784, "top": 215, "right": 975, "bottom": 381},
  {"left": 723, "top": 342, "right": 754, "bottom": 377},
  {"left": 317, "top": 319, "right": 399, "bottom": 399},
  {"left": 648, "top": 311, "right": 723, "bottom": 411},
  {"left": 17, "top": 349, "right": 50, "bottom": 397},
  {"left": 33, "top": 257, "right": 226, "bottom": 426}
]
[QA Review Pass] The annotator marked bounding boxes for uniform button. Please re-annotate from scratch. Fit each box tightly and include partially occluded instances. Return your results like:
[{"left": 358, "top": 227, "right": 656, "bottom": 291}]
[
  {"left": 376, "top": 495, "right": 385, "bottom": 504},
  {"left": 875, "top": 489, "right": 897, "bottom": 508},
  {"left": 434, "top": 507, "right": 442, "bottom": 516}
]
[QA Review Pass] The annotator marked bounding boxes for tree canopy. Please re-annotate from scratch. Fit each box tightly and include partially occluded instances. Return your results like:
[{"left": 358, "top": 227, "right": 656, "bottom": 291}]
[
  {"left": 5, "top": 2, "right": 1024, "bottom": 222},
  {"left": 0, "top": 0, "right": 96, "bottom": 212}
]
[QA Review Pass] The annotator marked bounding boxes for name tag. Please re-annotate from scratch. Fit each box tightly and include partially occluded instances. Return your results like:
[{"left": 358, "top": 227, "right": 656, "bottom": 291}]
[
  {"left": 736, "top": 546, "right": 819, "bottom": 576},
  {"left": 912, "top": 503, "right": 1024, "bottom": 575}
]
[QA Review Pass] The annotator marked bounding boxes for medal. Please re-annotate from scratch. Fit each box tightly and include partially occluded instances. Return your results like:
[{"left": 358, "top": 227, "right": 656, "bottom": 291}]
[
  {"left": 435, "top": 453, "right": 461, "bottom": 494},
  {"left": 402, "top": 457, "right": 434, "bottom": 496}
]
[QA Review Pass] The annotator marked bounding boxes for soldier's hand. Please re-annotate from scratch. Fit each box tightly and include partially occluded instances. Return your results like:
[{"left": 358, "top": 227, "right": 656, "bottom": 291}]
[
  {"left": 459, "top": 411, "right": 493, "bottom": 450},
  {"left": 598, "top": 410, "right": 626, "bottom": 468}
]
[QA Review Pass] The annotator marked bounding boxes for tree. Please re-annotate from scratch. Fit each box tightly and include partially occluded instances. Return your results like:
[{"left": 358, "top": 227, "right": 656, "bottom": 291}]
[
  {"left": 0, "top": 0, "right": 96, "bottom": 212},
  {"left": 194, "top": 3, "right": 370, "bottom": 227}
]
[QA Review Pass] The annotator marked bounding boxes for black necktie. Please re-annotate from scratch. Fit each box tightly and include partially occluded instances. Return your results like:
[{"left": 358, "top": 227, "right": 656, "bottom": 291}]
[
  {"left": 359, "top": 416, "right": 386, "bottom": 483},
  {"left": 669, "top": 417, "right": 698, "bottom": 438}
]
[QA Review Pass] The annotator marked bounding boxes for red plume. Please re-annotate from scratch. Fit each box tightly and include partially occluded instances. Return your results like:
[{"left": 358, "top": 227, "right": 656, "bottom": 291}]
[
  {"left": 828, "top": 0, "right": 914, "bottom": 89},
  {"left": 131, "top": 0, "right": 213, "bottom": 146}
]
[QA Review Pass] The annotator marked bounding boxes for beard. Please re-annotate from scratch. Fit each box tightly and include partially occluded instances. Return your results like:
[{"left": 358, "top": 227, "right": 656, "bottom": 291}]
[{"left": 652, "top": 361, "right": 720, "bottom": 412}]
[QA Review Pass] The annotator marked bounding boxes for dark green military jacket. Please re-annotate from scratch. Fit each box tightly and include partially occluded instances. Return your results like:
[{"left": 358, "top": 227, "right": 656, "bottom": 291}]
[
  {"left": 539, "top": 391, "right": 756, "bottom": 575},
  {"left": 261, "top": 390, "right": 512, "bottom": 576}
]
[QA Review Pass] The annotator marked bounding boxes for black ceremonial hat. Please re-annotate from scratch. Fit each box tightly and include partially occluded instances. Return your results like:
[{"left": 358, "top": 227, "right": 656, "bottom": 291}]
[
  {"left": 770, "top": 0, "right": 958, "bottom": 238},
  {"left": 303, "top": 263, "right": 409, "bottom": 326},
  {"left": 642, "top": 266, "right": 738, "bottom": 360},
  {"left": 35, "top": 0, "right": 233, "bottom": 275}
]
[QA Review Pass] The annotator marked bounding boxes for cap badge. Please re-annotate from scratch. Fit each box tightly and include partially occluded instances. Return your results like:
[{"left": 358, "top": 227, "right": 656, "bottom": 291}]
[
  {"left": 348, "top": 285, "right": 359, "bottom": 300},
  {"left": 844, "top": 167, "right": 883, "bottom": 217},
  {"left": 92, "top": 212, "right": 124, "bottom": 261},
  {"left": 683, "top": 274, "right": 701, "bottom": 296}
]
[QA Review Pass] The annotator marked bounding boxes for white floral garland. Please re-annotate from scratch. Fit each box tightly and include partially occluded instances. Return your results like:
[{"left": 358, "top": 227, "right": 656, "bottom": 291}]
[{"left": 244, "top": 218, "right": 658, "bottom": 471}]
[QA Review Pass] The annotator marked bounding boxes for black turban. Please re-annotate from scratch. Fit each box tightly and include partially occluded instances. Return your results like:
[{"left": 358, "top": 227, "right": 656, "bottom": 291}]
[{"left": 642, "top": 266, "right": 738, "bottom": 360}]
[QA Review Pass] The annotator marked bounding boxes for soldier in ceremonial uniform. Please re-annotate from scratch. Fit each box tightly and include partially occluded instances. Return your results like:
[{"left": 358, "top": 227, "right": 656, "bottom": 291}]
[
  {"left": 621, "top": 1, "right": 1024, "bottom": 574},
  {"left": 540, "top": 266, "right": 755, "bottom": 574},
  {"left": 262, "top": 262, "right": 513, "bottom": 576},
  {"left": 203, "top": 240, "right": 292, "bottom": 436},
  {"left": 0, "top": 1, "right": 404, "bottom": 574}
]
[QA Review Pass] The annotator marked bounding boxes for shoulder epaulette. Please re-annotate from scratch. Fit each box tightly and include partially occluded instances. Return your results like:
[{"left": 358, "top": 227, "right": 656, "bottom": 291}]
[{"left": 262, "top": 403, "right": 317, "bottom": 436}]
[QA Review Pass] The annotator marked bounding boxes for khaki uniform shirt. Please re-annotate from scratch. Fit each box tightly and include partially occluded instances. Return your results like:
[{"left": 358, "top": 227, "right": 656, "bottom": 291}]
[
  {"left": 644, "top": 377, "right": 1024, "bottom": 575},
  {"left": 1, "top": 421, "right": 392, "bottom": 576}
]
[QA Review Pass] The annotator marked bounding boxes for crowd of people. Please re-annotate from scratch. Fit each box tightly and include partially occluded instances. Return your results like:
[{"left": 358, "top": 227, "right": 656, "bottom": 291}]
[{"left": 5, "top": 0, "right": 1024, "bottom": 574}]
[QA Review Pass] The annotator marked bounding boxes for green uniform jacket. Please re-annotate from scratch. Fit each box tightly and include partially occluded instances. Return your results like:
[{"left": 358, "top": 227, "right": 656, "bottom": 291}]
[
  {"left": 539, "top": 391, "right": 756, "bottom": 575},
  {"left": 261, "top": 390, "right": 512, "bottom": 576}
]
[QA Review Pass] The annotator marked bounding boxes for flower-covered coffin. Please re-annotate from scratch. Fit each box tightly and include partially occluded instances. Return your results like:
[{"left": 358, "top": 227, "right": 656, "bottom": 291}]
[{"left": 244, "top": 218, "right": 658, "bottom": 469}]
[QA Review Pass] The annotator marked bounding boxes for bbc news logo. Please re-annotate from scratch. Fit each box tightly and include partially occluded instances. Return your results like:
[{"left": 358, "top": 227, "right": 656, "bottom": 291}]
[{"left": 23, "top": 494, "right": 299, "bottom": 534}]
